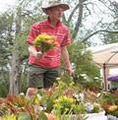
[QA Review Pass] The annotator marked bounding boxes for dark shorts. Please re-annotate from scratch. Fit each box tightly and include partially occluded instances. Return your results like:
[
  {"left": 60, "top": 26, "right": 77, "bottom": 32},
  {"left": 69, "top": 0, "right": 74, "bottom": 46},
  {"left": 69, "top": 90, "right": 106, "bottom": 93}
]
[{"left": 27, "top": 64, "right": 61, "bottom": 89}]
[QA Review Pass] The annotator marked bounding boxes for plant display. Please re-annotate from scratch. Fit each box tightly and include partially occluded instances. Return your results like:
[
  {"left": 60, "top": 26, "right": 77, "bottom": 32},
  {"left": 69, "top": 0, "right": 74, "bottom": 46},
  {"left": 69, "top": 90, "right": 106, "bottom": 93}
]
[
  {"left": 0, "top": 80, "right": 107, "bottom": 120},
  {"left": 34, "top": 33, "right": 58, "bottom": 53}
]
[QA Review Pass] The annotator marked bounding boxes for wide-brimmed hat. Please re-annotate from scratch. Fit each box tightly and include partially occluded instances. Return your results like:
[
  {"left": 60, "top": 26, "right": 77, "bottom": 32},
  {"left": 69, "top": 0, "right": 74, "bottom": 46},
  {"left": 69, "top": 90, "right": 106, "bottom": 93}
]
[{"left": 42, "top": 1, "right": 69, "bottom": 14}]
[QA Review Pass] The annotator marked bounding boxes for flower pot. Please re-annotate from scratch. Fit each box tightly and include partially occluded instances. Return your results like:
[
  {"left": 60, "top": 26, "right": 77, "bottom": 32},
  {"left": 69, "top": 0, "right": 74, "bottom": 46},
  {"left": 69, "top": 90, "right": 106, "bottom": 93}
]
[
  {"left": 64, "top": 111, "right": 107, "bottom": 120},
  {"left": 107, "top": 115, "right": 118, "bottom": 120},
  {"left": 64, "top": 114, "right": 83, "bottom": 120},
  {"left": 85, "top": 111, "right": 107, "bottom": 120}
]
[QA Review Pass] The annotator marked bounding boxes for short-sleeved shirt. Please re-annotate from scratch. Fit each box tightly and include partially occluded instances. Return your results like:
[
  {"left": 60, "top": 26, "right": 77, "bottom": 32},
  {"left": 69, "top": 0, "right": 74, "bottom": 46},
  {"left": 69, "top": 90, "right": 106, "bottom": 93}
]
[{"left": 27, "top": 18, "right": 71, "bottom": 68}]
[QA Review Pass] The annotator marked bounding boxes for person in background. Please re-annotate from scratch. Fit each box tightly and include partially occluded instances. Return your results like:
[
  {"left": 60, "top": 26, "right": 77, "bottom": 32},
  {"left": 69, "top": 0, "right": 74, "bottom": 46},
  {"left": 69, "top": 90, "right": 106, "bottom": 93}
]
[{"left": 26, "top": 1, "right": 73, "bottom": 97}]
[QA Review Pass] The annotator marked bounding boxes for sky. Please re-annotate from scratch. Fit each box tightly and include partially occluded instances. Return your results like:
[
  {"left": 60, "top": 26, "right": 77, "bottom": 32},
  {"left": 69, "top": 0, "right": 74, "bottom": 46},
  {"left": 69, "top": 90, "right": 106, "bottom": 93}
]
[{"left": 0, "top": 0, "right": 16, "bottom": 13}]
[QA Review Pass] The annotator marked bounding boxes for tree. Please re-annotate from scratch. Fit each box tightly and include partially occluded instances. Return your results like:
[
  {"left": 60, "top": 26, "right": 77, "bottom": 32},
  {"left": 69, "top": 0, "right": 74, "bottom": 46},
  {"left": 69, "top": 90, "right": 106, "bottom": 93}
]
[
  {"left": 0, "top": 11, "right": 14, "bottom": 97},
  {"left": 0, "top": 0, "right": 118, "bottom": 95},
  {"left": 9, "top": 6, "right": 22, "bottom": 94},
  {"left": 9, "top": 0, "right": 45, "bottom": 94}
]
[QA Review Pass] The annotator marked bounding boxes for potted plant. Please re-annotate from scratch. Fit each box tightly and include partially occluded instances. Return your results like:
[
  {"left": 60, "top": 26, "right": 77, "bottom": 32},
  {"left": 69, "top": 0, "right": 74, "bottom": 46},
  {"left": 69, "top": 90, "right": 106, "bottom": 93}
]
[{"left": 99, "top": 91, "right": 118, "bottom": 120}]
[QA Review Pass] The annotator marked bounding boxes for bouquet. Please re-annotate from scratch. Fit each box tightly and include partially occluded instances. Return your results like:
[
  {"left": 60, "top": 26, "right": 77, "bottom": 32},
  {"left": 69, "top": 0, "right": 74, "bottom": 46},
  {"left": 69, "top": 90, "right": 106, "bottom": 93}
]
[{"left": 34, "top": 34, "right": 58, "bottom": 53}]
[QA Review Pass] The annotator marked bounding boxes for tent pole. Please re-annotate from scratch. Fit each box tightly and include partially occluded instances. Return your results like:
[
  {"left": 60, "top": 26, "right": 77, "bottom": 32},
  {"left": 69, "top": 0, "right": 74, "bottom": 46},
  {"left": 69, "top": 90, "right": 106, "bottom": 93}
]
[{"left": 103, "top": 63, "right": 109, "bottom": 91}]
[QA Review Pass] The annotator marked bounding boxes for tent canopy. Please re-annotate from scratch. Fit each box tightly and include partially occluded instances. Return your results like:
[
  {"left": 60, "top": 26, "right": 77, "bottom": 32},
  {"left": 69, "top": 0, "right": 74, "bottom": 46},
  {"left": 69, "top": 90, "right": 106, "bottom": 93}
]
[
  {"left": 89, "top": 43, "right": 118, "bottom": 68},
  {"left": 88, "top": 43, "right": 118, "bottom": 90}
]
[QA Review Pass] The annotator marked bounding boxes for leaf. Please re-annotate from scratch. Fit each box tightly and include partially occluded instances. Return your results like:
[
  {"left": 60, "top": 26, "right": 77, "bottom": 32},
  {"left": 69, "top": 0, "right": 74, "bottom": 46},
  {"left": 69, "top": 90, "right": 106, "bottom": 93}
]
[
  {"left": 38, "top": 111, "right": 48, "bottom": 120},
  {"left": 18, "top": 112, "right": 31, "bottom": 120}
]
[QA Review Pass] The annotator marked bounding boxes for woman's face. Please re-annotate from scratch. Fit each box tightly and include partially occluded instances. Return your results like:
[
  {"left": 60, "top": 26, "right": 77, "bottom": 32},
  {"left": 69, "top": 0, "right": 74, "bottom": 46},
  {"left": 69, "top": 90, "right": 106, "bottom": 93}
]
[{"left": 47, "top": 6, "right": 64, "bottom": 20}]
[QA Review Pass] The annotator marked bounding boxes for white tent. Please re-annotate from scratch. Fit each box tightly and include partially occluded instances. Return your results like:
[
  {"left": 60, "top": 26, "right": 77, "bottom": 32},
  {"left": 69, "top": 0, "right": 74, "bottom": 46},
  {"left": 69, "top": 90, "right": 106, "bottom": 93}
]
[{"left": 89, "top": 43, "right": 118, "bottom": 90}]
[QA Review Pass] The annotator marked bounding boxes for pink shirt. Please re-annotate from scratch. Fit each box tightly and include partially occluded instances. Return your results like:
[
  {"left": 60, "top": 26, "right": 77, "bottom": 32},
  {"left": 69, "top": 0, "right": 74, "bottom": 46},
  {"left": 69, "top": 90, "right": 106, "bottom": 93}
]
[{"left": 27, "top": 18, "right": 71, "bottom": 68}]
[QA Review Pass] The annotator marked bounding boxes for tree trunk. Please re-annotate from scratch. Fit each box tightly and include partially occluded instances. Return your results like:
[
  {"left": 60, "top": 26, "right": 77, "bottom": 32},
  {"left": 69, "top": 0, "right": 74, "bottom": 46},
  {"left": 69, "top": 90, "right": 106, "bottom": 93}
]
[
  {"left": 73, "top": 0, "right": 84, "bottom": 39},
  {"left": 9, "top": 8, "right": 22, "bottom": 95},
  {"left": 9, "top": 52, "right": 21, "bottom": 94}
]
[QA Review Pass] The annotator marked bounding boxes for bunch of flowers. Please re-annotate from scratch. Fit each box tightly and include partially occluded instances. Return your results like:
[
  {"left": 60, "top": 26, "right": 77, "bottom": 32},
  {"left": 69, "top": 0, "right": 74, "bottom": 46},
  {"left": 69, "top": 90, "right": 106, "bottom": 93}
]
[{"left": 34, "top": 33, "right": 58, "bottom": 53}]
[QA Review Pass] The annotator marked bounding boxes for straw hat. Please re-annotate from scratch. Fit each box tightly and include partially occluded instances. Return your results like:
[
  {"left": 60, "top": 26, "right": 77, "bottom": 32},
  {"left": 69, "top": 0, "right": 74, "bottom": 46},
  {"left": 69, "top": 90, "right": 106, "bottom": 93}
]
[{"left": 42, "top": 1, "right": 69, "bottom": 14}]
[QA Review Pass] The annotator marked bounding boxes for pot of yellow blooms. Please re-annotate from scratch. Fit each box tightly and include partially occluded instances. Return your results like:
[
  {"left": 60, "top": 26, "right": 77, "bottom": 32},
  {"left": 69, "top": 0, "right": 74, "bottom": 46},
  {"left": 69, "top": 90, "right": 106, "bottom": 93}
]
[{"left": 52, "top": 95, "right": 86, "bottom": 120}]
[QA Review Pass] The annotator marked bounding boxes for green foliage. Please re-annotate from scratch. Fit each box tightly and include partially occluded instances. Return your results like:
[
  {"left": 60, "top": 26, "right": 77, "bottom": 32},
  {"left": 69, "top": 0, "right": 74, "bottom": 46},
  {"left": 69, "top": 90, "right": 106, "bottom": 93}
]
[
  {"left": 66, "top": 41, "right": 101, "bottom": 90},
  {"left": 18, "top": 112, "right": 31, "bottom": 120},
  {"left": 40, "top": 95, "right": 54, "bottom": 113},
  {"left": 99, "top": 92, "right": 118, "bottom": 106},
  {"left": 15, "top": 31, "right": 29, "bottom": 60},
  {"left": 103, "top": 32, "right": 118, "bottom": 44},
  {"left": 38, "top": 111, "right": 48, "bottom": 120},
  {"left": 0, "top": 72, "right": 9, "bottom": 97},
  {"left": 0, "top": 11, "right": 14, "bottom": 66},
  {"left": 68, "top": 41, "right": 100, "bottom": 79},
  {"left": 20, "top": 73, "right": 28, "bottom": 93}
]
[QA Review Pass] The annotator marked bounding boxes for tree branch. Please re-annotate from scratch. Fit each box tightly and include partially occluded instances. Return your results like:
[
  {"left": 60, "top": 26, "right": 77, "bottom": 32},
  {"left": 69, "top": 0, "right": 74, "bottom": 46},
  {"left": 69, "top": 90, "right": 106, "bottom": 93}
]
[
  {"left": 67, "top": 3, "right": 80, "bottom": 23},
  {"left": 82, "top": 30, "right": 118, "bottom": 42},
  {"left": 73, "top": 0, "right": 84, "bottom": 39}
]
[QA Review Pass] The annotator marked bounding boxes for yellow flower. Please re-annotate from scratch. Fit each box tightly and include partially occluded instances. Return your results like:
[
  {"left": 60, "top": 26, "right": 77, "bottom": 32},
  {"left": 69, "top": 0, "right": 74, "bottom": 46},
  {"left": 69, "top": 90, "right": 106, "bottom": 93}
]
[
  {"left": 108, "top": 105, "right": 118, "bottom": 111},
  {"left": 94, "top": 103, "right": 101, "bottom": 109},
  {"left": 55, "top": 96, "right": 75, "bottom": 104},
  {"left": 3, "top": 114, "right": 16, "bottom": 120}
]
